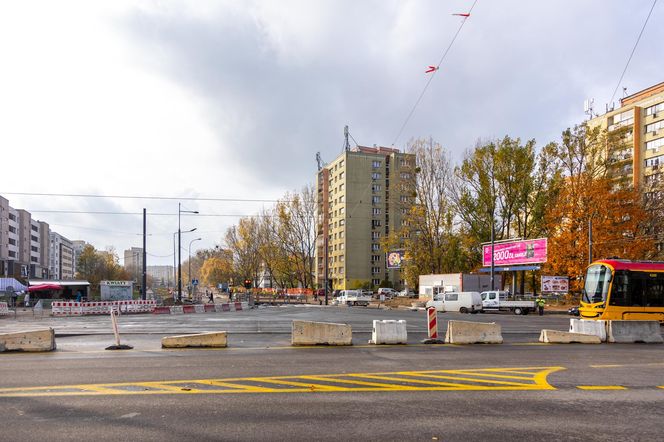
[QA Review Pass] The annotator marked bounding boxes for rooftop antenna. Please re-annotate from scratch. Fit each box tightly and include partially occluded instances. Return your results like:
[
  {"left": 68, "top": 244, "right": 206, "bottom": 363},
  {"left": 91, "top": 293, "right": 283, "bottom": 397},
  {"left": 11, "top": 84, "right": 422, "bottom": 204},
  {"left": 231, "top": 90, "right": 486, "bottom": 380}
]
[
  {"left": 584, "top": 98, "right": 595, "bottom": 120},
  {"left": 622, "top": 87, "right": 628, "bottom": 98},
  {"left": 315, "top": 152, "right": 326, "bottom": 171},
  {"left": 343, "top": 125, "right": 350, "bottom": 152}
]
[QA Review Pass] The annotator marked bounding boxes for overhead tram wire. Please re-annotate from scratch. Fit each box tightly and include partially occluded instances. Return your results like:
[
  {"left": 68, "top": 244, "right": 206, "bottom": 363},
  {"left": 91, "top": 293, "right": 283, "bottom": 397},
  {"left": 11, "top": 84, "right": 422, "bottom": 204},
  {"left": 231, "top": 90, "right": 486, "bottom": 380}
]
[
  {"left": 0, "top": 191, "right": 284, "bottom": 203},
  {"left": 391, "top": 0, "right": 479, "bottom": 148},
  {"left": 608, "top": 0, "right": 658, "bottom": 106}
]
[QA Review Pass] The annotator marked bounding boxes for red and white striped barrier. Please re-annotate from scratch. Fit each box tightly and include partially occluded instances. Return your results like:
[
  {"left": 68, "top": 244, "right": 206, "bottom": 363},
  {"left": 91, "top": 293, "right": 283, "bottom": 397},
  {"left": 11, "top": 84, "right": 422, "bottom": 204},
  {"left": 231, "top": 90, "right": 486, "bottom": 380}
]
[
  {"left": 0, "top": 302, "right": 9, "bottom": 315},
  {"left": 52, "top": 300, "right": 156, "bottom": 316},
  {"left": 427, "top": 307, "right": 438, "bottom": 339}
]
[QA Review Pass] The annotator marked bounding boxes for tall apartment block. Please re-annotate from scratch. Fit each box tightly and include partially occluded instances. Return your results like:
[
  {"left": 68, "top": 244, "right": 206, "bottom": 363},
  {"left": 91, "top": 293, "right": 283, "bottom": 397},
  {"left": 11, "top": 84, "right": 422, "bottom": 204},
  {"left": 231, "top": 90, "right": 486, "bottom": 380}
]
[
  {"left": 49, "top": 232, "right": 75, "bottom": 280},
  {"left": 0, "top": 195, "right": 50, "bottom": 279},
  {"left": 124, "top": 247, "right": 144, "bottom": 282},
  {"left": 587, "top": 81, "right": 664, "bottom": 252},
  {"left": 315, "top": 146, "right": 415, "bottom": 290},
  {"left": 588, "top": 81, "right": 664, "bottom": 188}
]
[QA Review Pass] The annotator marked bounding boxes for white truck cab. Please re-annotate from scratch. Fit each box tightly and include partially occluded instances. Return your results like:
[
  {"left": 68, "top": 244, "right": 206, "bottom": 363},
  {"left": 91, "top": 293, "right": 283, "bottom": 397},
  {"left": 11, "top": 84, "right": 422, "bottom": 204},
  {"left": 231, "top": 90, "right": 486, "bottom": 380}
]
[
  {"left": 480, "top": 291, "right": 535, "bottom": 315},
  {"left": 425, "top": 291, "right": 482, "bottom": 313}
]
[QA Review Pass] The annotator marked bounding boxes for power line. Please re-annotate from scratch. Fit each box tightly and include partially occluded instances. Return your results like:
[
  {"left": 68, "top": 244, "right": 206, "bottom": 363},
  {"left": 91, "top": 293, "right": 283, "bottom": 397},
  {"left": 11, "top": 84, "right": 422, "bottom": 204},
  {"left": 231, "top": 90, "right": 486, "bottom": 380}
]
[
  {"left": 0, "top": 191, "right": 283, "bottom": 203},
  {"left": 608, "top": 0, "right": 658, "bottom": 106},
  {"left": 391, "top": 0, "right": 479, "bottom": 147}
]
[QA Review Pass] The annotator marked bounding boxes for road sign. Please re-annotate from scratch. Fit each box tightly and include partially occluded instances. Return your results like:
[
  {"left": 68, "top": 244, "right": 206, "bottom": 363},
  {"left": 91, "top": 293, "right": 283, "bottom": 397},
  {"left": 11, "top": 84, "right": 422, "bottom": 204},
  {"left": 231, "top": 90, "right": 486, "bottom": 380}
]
[{"left": 192, "top": 279, "right": 199, "bottom": 286}]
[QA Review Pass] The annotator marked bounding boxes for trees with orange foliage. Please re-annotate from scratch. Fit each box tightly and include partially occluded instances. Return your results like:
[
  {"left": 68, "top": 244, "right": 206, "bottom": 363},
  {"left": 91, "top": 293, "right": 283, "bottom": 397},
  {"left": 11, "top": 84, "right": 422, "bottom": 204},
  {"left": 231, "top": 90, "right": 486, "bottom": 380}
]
[{"left": 543, "top": 125, "right": 656, "bottom": 291}]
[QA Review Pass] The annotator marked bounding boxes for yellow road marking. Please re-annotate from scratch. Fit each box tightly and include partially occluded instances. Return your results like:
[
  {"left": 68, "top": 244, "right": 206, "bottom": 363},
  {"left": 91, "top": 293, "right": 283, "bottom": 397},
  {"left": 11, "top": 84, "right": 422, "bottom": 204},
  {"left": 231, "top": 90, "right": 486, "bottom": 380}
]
[
  {"left": 0, "top": 366, "right": 564, "bottom": 397},
  {"left": 577, "top": 386, "right": 627, "bottom": 390},
  {"left": 590, "top": 364, "right": 624, "bottom": 368}
]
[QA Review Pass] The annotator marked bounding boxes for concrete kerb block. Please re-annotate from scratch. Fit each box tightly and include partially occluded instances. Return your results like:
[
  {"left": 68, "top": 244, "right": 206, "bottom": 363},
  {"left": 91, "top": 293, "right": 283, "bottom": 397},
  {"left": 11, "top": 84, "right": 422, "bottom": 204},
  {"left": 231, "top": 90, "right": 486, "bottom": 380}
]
[
  {"left": 445, "top": 320, "right": 503, "bottom": 344},
  {"left": 607, "top": 320, "right": 663, "bottom": 343},
  {"left": 569, "top": 319, "right": 607, "bottom": 342},
  {"left": 291, "top": 320, "right": 352, "bottom": 346},
  {"left": 162, "top": 331, "right": 228, "bottom": 348},
  {"left": 369, "top": 320, "right": 407, "bottom": 345},
  {"left": 539, "top": 329, "right": 601, "bottom": 344},
  {"left": 0, "top": 328, "right": 56, "bottom": 352}
]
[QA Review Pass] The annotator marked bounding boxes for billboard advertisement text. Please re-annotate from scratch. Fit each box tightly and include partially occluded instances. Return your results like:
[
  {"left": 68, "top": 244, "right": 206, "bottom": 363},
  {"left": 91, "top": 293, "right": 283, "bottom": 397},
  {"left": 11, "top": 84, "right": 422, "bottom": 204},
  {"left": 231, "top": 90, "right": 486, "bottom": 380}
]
[{"left": 482, "top": 238, "right": 547, "bottom": 267}]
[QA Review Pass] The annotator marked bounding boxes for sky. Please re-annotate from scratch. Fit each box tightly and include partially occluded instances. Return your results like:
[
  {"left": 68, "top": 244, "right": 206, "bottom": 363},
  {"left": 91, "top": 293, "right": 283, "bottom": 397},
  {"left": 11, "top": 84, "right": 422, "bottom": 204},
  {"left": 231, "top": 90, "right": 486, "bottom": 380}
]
[{"left": 0, "top": 0, "right": 662, "bottom": 266}]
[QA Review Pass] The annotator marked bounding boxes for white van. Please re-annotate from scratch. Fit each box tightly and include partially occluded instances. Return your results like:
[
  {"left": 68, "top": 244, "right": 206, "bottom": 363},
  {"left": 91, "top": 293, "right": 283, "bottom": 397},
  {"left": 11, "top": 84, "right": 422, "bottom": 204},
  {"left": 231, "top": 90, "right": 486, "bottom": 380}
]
[{"left": 425, "top": 291, "right": 482, "bottom": 313}]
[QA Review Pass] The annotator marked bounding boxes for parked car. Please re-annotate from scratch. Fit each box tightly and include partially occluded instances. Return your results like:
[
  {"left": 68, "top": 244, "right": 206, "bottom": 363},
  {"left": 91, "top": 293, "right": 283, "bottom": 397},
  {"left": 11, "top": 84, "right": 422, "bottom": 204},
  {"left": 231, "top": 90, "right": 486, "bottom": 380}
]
[
  {"left": 568, "top": 306, "right": 580, "bottom": 316},
  {"left": 377, "top": 288, "right": 398, "bottom": 299},
  {"left": 398, "top": 289, "right": 417, "bottom": 298}
]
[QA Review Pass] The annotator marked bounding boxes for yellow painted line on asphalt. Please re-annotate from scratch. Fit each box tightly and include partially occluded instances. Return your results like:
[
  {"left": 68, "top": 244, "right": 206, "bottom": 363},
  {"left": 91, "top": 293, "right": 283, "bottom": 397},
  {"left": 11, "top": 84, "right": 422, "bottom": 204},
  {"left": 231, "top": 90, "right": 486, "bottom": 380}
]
[
  {"left": 0, "top": 366, "right": 564, "bottom": 397},
  {"left": 590, "top": 364, "right": 624, "bottom": 368},
  {"left": 577, "top": 386, "right": 627, "bottom": 390}
]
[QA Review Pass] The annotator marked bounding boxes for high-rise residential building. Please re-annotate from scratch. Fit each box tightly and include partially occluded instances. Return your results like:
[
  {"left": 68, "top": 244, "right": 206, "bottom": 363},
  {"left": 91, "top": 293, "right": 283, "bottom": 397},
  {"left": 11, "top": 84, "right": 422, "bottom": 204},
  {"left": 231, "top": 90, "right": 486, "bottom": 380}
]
[
  {"left": 587, "top": 81, "right": 664, "bottom": 252},
  {"left": 71, "top": 240, "right": 89, "bottom": 276},
  {"left": 124, "top": 247, "right": 144, "bottom": 283},
  {"left": 315, "top": 145, "right": 416, "bottom": 290},
  {"left": 49, "top": 232, "right": 75, "bottom": 280},
  {"left": 588, "top": 81, "right": 664, "bottom": 189}
]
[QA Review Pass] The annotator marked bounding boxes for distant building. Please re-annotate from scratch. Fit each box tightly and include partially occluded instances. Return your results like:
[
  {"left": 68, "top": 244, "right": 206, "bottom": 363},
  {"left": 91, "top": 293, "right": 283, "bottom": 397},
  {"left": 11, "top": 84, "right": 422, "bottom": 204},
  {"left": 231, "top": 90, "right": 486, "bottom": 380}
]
[
  {"left": 124, "top": 247, "right": 144, "bottom": 283},
  {"left": 49, "top": 232, "right": 75, "bottom": 280},
  {"left": 147, "top": 265, "right": 173, "bottom": 287},
  {"left": 0, "top": 199, "right": 50, "bottom": 279},
  {"left": 71, "top": 240, "right": 89, "bottom": 276},
  {"left": 315, "top": 146, "right": 415, "bottom": 290}
]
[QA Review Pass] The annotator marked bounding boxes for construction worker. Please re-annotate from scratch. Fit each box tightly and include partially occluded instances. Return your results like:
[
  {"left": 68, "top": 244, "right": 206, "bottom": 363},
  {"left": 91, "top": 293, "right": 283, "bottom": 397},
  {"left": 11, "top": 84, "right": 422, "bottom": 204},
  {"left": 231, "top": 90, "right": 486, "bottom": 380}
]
[{"left": 536, "top": 295, "right": 546, "bottom": 316}]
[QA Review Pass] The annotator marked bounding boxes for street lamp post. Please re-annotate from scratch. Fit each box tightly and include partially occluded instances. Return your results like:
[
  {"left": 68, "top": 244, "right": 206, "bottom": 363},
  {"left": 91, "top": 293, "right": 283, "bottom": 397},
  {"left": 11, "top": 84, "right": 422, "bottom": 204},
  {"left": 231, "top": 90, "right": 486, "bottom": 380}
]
[
  {"left": 177, "top": 202, "right": 198, "bottom": 302},
  {"left": 188, "top": 237, "right": 202, "bottom": 298}
]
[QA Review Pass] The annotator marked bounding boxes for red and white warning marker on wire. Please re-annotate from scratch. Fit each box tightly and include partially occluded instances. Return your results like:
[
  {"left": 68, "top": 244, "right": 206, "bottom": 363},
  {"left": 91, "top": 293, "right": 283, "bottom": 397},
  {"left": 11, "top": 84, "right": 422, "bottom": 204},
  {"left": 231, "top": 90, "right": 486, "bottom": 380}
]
[
  {"left": 425, "top": 65, "right": 439, "bottom": 74},
  {"left": 452, "top": 12, "right": 471, "bottom": 18}
]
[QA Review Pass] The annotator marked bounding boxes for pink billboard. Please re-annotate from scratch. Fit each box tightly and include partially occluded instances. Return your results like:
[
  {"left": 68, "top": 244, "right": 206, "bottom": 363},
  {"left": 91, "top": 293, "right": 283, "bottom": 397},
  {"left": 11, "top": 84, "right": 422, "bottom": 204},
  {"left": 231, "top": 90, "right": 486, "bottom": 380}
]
[{"left": 482, "top": 238, "right": 547, "bottom": 267}]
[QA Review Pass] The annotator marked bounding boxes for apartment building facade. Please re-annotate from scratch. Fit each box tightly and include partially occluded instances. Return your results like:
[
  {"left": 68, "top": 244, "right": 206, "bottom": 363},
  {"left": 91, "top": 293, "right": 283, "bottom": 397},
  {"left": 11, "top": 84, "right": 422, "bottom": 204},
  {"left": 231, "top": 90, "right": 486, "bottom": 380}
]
[
  {"left": 588, "top": 81, "right": 664, "bottom": 189},
  {"left": 49, "top": 232, "right": 75, "bottom": 280},
  {"left": 124, "top": 247, "right": 144, "bottom": 283},
  {"left": 0, "top": 196, "right": 50, "bottom": 279},
  {"left": 315, "top": 146, "right": 415, "bottom": 290}
]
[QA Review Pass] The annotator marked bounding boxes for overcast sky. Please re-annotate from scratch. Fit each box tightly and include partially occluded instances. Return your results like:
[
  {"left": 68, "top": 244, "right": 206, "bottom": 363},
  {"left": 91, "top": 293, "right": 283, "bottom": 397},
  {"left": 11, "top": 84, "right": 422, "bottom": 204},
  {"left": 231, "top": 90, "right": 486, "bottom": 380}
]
[{"left": 0, "top": 0, "right": 662, "bottom": 266}]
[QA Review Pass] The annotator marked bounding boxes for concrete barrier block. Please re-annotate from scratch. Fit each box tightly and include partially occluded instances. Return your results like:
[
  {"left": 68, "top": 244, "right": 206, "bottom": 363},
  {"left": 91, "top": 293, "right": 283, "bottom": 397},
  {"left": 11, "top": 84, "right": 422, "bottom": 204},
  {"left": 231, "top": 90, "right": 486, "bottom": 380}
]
[
  {"left": 153, "top": 306, "right": 171, "bottom": 315},
  {"left": 194, "top": 305, "right": 205, "bottom": 314},
  {"left": 291, "top": 320, "right": 352, "bottom": 346},
  {"left": 445, "top": 320, "right": 503, "bottom": 344},
  {"left": 539, "top": 329, "right": 601, "bottom": 344},
  {"left": 370, "top": 320, "right": 407, "bottom": 344},
  {"left": 0, "top": 328, "right": 56, "bottom": 352},
  {"left": 183, "top": 305, "right": 196, "bottom": 314},
  {"left": 162, "top": 331, "right": 228, "bottom": 348},
  {"left": 204, "top": 304, "right": 216, "bottom": 312},
  {"left": 569, "top": 319, "right": 607, "bottom": 342},
  {"left": 607, "top": 321, "right": 663, "bottom": 343},
  {"left": 170, "top": 306, "right": 184, "bottom": 315}
]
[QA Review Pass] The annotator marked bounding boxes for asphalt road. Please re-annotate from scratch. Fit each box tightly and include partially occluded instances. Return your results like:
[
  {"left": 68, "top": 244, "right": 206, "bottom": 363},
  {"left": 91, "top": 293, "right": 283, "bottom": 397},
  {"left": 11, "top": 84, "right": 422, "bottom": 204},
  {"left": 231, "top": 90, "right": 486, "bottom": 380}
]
[{"left": 1, "top": 306, "right": 663, "bottom": 441}]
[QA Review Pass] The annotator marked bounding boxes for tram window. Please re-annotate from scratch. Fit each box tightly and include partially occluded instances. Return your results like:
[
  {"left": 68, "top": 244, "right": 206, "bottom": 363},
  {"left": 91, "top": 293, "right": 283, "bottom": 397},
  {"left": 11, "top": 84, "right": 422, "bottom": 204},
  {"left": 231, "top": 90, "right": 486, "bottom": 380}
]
[{"left": 610, "top": 271, "right": 664, "bottom": 307}]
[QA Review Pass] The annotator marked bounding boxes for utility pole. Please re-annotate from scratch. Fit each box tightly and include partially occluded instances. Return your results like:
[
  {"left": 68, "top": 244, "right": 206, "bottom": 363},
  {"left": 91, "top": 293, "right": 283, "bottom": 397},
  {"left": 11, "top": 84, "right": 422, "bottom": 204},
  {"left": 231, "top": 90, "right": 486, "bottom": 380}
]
[
  {"left": 324, "top": 235, "right": 329, "bottom": 305},
  {"left": 588, "top": 218, "right": 593, "bottom": 264},
  {"left": 142, "top": 208, "right": 147, "bottom": 300},
  {"left": 490, "top": 216, "right": 495, "bottom": 291}
]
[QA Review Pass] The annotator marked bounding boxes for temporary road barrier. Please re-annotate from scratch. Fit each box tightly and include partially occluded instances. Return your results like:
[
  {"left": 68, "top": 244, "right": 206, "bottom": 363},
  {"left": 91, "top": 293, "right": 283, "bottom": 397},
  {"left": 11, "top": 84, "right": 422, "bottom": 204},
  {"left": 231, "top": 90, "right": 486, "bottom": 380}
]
[
  {"left": 607, "top": 320, "right": 663, "bottom": 343},
  {"left": 427, "top": 307, "right": 438, "bottom": 339},
  {"left": 0, "top": 302, "right": 9, "bottom": 316},
  {"left": 52, "top": 300, "right": 156, "bottom": 316},
  {"left": 162, "top": 331, "right": 228, "bottom": 348},
  {"left": 0, "top": 328, "right": 56, "bottom": 352},
  {"left": 569, "top": 319, "right": 607, "bottom": 342},
  {"left": 445, "top": 320, "right": 503, "bottom": 344},
  {"left": 539, "top": 329, "right": 601, "bottom": 344},
  {"left": 291, "top": 320, "right": 352, "bottom": 346},
  {"left": 370, "top": 320, "right": 407, "bottom": 344}
]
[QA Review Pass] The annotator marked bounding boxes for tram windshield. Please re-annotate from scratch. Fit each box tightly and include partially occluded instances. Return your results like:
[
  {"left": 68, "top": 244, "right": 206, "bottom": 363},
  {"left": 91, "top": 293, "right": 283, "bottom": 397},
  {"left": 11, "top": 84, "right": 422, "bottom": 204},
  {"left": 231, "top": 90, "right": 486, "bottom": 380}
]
[{"left": 583, "top": 264, "right": 612, "bottom": 304}]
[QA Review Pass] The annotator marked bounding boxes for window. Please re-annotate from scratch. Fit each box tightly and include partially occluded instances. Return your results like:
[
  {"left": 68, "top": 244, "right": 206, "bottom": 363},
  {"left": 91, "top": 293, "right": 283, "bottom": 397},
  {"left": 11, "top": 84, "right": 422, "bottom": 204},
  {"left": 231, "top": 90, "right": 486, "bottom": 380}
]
[
  {"left": 8, "top": 251, "right": 16, "bottom": 258},
  {"left": 372, "top": 232, "right": 380, "bottom": 239},
  {"left": 371, "top": 267, "right": 381, "bottom": 274},
  {"left": 9, "top": 226, "right": 16, "bottom": 234},
  {"left": 339, "top": 267, "right": 344, "bottom": 274},
  {"left": 31, "top": 225, "right": 38, "bottom": 232},
  {"left": 372, "top": 160, "right": 381, "bottom": 168},
  {"left": 8, "top": 238, "right": 16, "bottom": 246},
  {"left": 372, "top": 184, "right": 381, "bottom": 192},
  {"left": 610, "top": 270, "right": 664, "bottom": 307},
  {"left": 372, "top": 196, "right": 381, "bottom": 204},
  {"left": 340, "top": 243, "right": 345, "bottom": 250},
  {"left": 339, "top": 255, "right": 344, "bottom": 262},
  {"left": 646, "top": 137, "right": 664, "bottom": 151},
  {"left": 445, "top": 293, "right": 459, "bottom": 301},
  {"left": 339, "top": 231, "right": 344, "bottom": 239},
  {"left": 31, "top": 235, "right": 38, "bottom": 242},
  {"left": 8, "top": 213, "right": 16, "bottom": 221},
  {"left": 31, "top": 246, "right": 38, "bottom": 252},
  {"left": 372, "top": 172, "right": 381, "bottom": 180},
  {"left": 400, "top": 196, "right": 409, "bottom": 203},
  {"left": 339, "top": 207, "right": 345, "bottom": 215},
  {"left": 339, "top": 184, "right": 344, "bottom": 191},
  {"left": 372, "top": 243, "right": 380, "bottom": 251},
  {"left": 339, "top": 172, "right": 344, "bottom": 179},
  {"left": 371, "top": 255, "right": 380, "bottom": 261},
  {"left": 372, "top": 279, "right": 380, "bottom": 286},
  {"left": 645, "top": 155, "right": 664, "bottom": 168},
  {"left": 646, "top": 121, "right": 664, "bottom": 134},
  {"left": 31, "top": 257, "right": 38, "bottom": 263},
  {"left": 372, "top": 220, "right": 381, "bottom": 228},
  {"left": 646, "top": 102, "right": 664, "bottom": 116},
  {"left": 400, "top": 172, "right": 411, "bottom": 179},
  {"left": 372, "top": 208, "right": 381, "bottom": 215},
  {"left": 339, "top": 160, "right": 344, "bottom": 168},
  {"left": 339, "top": 195, "right": 345, "bottom": 203}
]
